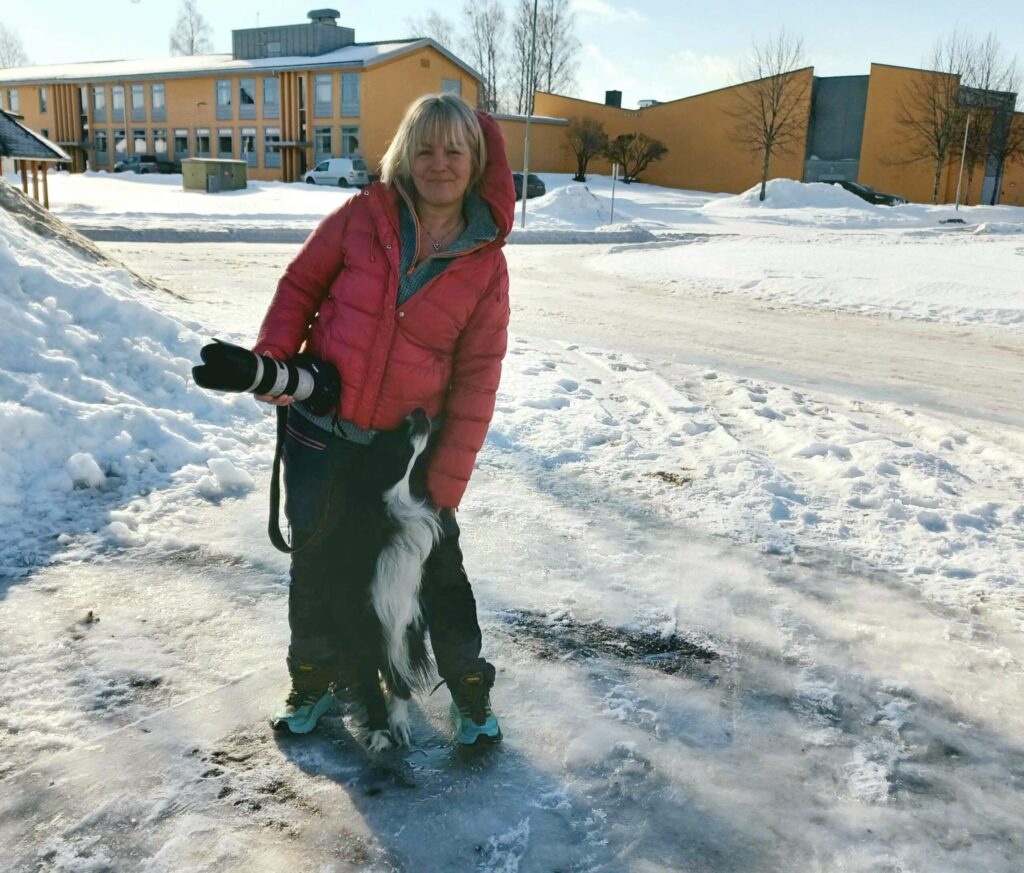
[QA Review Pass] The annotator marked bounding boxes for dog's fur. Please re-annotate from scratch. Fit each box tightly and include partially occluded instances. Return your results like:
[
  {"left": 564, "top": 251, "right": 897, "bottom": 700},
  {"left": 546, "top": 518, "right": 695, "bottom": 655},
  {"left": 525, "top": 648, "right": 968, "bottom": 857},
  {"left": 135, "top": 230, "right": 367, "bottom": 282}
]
[{"left": 336, "top": 408, "right": 441, "bottom": 751}]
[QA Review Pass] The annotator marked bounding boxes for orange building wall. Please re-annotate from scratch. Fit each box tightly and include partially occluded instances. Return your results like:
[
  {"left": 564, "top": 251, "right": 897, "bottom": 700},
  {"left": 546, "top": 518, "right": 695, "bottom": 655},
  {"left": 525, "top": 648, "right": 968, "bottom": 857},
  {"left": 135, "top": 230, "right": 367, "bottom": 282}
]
[
  {"left": 495, "top": 117, "right": 573, "bottom": 173},
  {"left": 859, "top": 63, "right": 962, "bottom": 204},
  {"left": 360, "top": 47, "right": 479, "bottom": 176},
  {"left": 999, "top": 113, "right": 1024, "bottom": 206},
  {"left": 532, "top": 72, "right": 812, "bottom": 194},
  {"left": 0, "top": 45, "right": 479, "bottom": 181}
]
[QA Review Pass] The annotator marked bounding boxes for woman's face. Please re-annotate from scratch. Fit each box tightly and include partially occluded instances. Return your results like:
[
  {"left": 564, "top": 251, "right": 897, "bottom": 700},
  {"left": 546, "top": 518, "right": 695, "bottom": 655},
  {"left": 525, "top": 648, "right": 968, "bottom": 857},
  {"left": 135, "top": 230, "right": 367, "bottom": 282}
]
[{"left": 411, "top": 133, "right": 473, "bottom": 210}]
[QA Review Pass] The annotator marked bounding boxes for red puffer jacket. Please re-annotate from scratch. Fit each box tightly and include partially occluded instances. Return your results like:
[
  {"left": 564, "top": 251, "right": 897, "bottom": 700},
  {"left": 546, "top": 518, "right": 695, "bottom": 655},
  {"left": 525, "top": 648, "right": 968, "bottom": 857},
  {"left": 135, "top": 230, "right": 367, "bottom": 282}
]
[{"left": 254, "top": 112, "right": 515, "bottom": 509}]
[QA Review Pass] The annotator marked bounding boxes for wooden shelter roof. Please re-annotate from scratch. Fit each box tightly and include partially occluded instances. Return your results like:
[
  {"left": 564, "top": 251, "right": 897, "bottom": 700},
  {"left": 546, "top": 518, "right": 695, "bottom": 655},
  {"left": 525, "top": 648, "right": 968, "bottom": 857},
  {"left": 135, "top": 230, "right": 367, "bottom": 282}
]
[{"left": 0, "top": 110, "right": 70, "bottom": 162}]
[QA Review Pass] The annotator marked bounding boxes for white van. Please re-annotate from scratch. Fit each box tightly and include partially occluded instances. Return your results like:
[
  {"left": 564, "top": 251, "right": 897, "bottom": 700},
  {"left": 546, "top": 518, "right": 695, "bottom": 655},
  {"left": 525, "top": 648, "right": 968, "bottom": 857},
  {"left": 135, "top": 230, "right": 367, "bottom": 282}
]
[{"left": 303, "top": 157, "right": 369, "bottom": 188}]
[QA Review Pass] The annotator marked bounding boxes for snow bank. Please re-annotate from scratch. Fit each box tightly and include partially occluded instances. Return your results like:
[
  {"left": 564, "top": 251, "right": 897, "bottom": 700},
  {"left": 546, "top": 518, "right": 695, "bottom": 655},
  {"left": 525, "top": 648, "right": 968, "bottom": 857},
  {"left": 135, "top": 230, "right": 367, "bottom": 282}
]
[
  {"left": 524, "top": 183, "right": 632, "bottom": 228},
  {"left": 707, "top": 178, "right": 875, "bottom": 211},
  {"left": 0, "top": 190, "right": 263, "bottom": 576}
]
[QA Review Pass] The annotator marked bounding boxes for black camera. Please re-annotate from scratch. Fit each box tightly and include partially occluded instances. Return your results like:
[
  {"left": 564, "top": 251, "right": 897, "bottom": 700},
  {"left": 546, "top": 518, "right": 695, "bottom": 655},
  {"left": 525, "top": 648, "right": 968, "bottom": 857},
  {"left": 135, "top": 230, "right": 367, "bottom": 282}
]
[{"left": 192, "top": 339, "right": 340, "bottom": 416}]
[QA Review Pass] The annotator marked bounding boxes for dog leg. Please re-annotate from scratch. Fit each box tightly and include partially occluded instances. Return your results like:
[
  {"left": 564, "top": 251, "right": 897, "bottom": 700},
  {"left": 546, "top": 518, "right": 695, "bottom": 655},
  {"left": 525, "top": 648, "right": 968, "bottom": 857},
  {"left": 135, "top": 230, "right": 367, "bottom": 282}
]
[{"left": 387, "top": 693, "right": 412, "bottom": 747}]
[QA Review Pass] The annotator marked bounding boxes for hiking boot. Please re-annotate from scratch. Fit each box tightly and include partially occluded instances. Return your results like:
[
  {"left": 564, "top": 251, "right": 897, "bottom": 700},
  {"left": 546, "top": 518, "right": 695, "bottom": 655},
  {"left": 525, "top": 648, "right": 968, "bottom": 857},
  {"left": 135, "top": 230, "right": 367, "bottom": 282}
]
[
  {"left": 270, "top": 670, "right": 334, "bottom": 735},
  {"left": 449, "top": 667, "right": 502, "bottom": 746}
]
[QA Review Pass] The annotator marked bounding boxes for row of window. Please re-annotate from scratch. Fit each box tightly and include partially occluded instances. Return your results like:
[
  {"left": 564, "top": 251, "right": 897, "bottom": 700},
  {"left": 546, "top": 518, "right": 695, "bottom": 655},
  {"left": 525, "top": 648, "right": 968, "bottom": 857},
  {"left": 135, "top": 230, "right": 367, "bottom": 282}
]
[
  {"left": 90, "top": 125, "right": 362, "bottom": 168},
  {"left": 214, "top": 73, "right": 361, "bottom": 120},
  {"left": 3, "top": 70, "right": 454, "bottom": 124},
  {"left": 88, "top": 82, "right": 167, "bottom": 123}
]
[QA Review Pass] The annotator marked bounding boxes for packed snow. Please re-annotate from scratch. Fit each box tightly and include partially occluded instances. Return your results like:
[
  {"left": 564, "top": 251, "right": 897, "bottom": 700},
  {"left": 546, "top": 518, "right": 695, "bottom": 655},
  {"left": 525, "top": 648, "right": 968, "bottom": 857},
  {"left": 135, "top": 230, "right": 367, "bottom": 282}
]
[{"left": 1, "top": 172, "right": 1023, "bottom": 872}]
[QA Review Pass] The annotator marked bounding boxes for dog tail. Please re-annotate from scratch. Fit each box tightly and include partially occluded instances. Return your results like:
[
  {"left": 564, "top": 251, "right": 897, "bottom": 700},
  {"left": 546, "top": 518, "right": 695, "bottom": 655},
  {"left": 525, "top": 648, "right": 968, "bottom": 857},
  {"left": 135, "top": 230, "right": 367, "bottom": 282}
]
[{"left": 371, "top": 508, "right": 442, "bottom": 690}]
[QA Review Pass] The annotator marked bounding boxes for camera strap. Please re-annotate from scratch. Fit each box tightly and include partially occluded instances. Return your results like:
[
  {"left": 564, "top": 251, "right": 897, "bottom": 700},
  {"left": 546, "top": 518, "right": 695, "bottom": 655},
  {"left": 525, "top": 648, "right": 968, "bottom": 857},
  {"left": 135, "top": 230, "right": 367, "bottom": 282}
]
[{"left": 267, "top": 405, "right": 333, "bottom": 553}]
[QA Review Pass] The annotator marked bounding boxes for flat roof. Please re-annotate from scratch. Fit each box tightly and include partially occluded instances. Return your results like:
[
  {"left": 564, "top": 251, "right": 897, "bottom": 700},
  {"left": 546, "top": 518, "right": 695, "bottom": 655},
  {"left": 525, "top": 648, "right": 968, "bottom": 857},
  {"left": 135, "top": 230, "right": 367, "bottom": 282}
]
[{"left": 0, "top": 39, "right": 481, "bottom": 85}]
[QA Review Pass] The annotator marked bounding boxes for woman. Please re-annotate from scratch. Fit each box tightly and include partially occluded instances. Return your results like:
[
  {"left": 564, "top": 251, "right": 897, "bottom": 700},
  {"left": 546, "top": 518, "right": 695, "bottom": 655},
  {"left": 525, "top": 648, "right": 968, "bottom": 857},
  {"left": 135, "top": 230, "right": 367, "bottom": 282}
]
[{"left": 252, "top": 93, "right": 514, "bottom": 746}]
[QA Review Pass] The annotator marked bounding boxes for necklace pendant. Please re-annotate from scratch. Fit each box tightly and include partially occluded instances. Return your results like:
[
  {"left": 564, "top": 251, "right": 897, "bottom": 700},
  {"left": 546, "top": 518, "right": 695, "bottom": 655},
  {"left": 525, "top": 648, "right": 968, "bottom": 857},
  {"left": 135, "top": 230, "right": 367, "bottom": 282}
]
[{"left": 432, "top": 240, "right": 442, "bottom": 251}]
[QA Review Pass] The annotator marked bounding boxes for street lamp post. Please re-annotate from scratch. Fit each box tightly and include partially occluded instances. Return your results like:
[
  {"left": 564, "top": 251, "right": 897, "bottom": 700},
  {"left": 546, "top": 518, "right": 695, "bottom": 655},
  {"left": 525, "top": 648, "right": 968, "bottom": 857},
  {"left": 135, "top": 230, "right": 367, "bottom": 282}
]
[
  {"left": 520, "top": 0, "right": 540, "bottom": 229},
  {"left": 954, "top": 112, "right": 971, "bottom": 211}
]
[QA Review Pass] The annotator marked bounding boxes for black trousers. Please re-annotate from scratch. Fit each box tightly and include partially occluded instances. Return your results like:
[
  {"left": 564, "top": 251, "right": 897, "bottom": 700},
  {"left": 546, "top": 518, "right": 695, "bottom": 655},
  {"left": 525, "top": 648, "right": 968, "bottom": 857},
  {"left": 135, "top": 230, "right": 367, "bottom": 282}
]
[{"left": 282, "top": 408, "right": 489, "bottom": 684}]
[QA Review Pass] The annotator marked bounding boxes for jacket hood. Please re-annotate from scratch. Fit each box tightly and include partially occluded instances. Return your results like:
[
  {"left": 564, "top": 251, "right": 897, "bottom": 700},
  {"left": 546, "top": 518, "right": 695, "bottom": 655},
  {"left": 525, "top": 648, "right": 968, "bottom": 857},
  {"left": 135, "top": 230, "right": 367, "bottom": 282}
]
[{"left": 474, "top": 111, "right": 516, "bottom": 240}]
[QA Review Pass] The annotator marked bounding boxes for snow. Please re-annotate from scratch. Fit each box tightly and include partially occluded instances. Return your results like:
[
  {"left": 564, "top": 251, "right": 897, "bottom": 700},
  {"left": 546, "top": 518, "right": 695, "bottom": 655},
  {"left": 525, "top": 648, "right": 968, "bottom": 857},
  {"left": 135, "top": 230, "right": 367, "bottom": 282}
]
[{"left": 1, "top": 172, "right": 1023, "bottom": 871}]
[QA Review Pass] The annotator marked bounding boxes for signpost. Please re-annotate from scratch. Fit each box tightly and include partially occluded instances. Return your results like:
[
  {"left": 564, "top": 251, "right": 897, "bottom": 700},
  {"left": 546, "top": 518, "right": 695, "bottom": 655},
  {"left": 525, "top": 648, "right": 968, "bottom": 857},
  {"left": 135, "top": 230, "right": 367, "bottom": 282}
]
[{"left": 610, "top": 162, "right": 619, "bottom": 224}]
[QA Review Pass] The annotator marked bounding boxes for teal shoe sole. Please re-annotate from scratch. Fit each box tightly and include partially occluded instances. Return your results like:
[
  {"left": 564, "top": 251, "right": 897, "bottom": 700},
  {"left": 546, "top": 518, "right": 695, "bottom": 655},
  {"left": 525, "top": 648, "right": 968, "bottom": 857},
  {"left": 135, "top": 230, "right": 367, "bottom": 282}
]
[
  {"left": 270, "top": 691, "right": 334, "bottom": 735},
  {"left": 450, "top": 701, "right": 503, "bottom": 746}
]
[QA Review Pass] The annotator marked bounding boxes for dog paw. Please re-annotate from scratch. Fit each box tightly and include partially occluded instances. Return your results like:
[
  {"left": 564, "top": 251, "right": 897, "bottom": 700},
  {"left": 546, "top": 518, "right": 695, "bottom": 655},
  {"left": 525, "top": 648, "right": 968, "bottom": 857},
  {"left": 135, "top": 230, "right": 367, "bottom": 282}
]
[
  {"left": 367, "top": 729, "right": 394, "bottom": 753},
  {"left": 389, "top": 717, "right": 412, "bottom": 747},
  {"left": 387, "top": 697, "right": 412, "bottom": 747}
]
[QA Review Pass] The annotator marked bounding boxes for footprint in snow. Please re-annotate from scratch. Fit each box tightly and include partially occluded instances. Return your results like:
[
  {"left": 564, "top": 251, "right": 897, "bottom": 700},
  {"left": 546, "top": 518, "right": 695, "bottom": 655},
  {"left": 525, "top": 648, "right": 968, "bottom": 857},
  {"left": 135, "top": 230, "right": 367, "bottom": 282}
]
[{"left": 523, "top": 396, "right": 570, "bottom": 411}]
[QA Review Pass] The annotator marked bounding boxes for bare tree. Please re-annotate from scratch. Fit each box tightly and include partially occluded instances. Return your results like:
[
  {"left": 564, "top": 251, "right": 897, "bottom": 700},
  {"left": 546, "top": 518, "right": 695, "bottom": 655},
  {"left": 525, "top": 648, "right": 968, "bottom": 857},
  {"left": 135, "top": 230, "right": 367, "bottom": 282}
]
[
  {"left": 728, "top": 31, "right": 810, "bottom": 202},
  {"left": 535, "top": 0, "right": 579, "bottom": 96},
  {"left": 564, "top": 117, "right": 608, "bottom": 181},
  {"left": 604, "top": 132, "right": 668, "bottom": 183},
  {"left": 0, "top": 24, "right": 29, "bottom": 69},
  {"left": 894, "top": 32, "right": 973, "bottom": 204},
  {"left": 509, "top": 0, "right": 539, "bottom": 115},
  {"left": 508, "top": 0, "right": 580, "bottom": 114},
  {"left": 460, "top": 0, "right": 506, "bottom": 113},
  {"left": 408, "top": 11, "right": 457, "bottom": 51},
  {"left": 169, "top": 0, "right": 213, "bottom": 57},
  {"left": 959, "top": 34, "right": 1021, "bottom": 204}
]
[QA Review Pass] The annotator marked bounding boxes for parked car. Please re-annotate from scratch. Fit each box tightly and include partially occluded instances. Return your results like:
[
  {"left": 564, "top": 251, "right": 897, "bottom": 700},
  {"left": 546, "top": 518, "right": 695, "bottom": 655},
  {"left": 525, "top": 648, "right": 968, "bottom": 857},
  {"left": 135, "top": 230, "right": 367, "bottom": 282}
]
[
  {"left": 513, "top": 172, "right": 546, "bottom": 200},
  {"left": 114, "top": 154, "right": 159, "bottom": 174},
  {"left": 303, "top": 157, "right": 369, "bottom": 187},
  {"left": 827, "top": 179, "right": 907, "bottom": 206}
]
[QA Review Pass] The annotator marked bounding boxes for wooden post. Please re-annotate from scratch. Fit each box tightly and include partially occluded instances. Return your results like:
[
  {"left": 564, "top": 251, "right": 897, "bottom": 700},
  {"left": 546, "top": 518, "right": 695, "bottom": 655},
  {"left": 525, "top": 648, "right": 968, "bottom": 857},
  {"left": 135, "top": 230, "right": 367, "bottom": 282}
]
[
  {"left": 20, "top": 160, "right": 28, "bottom": 194},
  {"left": 31, "top": 161, "right": 40, "bottom": 202},
  {"left": 42, "top": 163, "right": 50, "bottom": 209}
]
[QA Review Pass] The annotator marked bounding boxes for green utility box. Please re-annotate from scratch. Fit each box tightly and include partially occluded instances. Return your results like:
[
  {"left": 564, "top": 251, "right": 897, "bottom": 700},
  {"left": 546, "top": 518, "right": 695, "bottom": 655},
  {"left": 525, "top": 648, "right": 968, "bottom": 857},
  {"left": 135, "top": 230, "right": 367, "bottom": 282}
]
[{"left": 181, "top": 158, "right": 247, "bottom": 193}]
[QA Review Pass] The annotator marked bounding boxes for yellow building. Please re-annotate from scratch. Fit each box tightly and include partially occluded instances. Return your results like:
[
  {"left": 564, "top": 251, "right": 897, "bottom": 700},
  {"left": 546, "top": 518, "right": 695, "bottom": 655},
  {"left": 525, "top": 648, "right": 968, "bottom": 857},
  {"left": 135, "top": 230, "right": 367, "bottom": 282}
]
[
  {"left": 0, "top": 9, "right": 479, "bottom": 182},
  {"left": 500, "top": 65, "right": 1023, "bottom": 205}
]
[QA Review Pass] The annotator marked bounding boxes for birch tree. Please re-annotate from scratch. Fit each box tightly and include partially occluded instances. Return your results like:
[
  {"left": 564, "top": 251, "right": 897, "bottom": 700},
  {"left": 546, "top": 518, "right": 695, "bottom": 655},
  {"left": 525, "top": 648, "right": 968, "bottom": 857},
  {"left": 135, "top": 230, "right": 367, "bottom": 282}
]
[
  {"left": 408, "top": 11, "right": 458, "bottom": 51},
  {"left": 460, "top": 0, "right": 506, "bottom": 113},
  {"left": 728, "top": 31, "right": 810, "bottom": 202},
  {"left": 0, "top": 24, "right": 29, "bottom": 69},
  {"left": 894, "top": 33, "right": 973, "bottom": 204},
  {"left": 169, "top": 0, "right": 213, "bottom": 57}
]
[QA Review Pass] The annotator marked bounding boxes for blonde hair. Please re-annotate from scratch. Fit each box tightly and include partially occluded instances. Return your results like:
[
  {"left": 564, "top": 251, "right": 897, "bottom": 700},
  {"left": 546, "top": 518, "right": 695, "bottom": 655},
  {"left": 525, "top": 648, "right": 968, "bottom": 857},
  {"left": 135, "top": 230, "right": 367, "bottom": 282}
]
[{"left": 380, "top": 93, "right": 487, "bottom": 190}]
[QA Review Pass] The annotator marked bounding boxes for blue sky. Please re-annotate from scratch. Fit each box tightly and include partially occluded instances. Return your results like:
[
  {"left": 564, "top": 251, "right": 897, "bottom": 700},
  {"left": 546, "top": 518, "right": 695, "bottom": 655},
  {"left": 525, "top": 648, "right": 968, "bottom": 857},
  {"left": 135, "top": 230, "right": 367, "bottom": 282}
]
[{"left": 5, "top": 1, "right": 1022, "bottom": 107}]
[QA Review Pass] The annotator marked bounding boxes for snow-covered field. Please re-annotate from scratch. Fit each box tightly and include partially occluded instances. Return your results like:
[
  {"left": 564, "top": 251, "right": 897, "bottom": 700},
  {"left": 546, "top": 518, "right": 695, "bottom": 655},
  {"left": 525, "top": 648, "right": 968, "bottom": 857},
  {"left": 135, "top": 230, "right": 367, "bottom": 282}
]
[{"left": 1, "top": 172, "right": 1023, "bottom": 872}]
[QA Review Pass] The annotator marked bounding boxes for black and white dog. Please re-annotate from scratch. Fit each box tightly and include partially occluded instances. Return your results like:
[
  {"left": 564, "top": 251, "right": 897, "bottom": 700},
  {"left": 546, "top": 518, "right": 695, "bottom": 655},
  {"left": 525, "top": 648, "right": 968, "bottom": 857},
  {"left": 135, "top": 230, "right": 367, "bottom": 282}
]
[{"left": 338, "top": 407, "right": 441, "bottom": 752}]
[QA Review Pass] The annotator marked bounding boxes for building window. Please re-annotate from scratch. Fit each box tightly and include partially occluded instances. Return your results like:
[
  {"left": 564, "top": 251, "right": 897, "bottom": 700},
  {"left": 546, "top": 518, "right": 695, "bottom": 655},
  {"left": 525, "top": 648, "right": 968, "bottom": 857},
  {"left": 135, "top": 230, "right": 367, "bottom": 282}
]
[
  {"left": 39, "top": 87, "right": 48, "bottom": 113},
  {"left": 130, "top": 84, "right": 145, "bottom": 121},
  {"left": 266, "top": 41, "right": 281, "bottom": 57},
  {"left": 151, "top": 83, "right": 166, "bottom": 121},
  {"left": 92, "top": 86, "right": 105, "bottom": 122},
  {"left": 262, "top": 77, "right": 279, "bottom": 119},
  {"left": 218, "top": 128, "right": 233, "bottom": 157},
  {"left": 340, "top": 125, "right": 360, "bottom": 157},
  {"left": 154, "top": 129, "right": 168, "bottom": 157},
  {"left": 9, "top": 88, "right": 20, "bottom": 114},
  {"left": 173, "top": 128, "right": 189, "bottom": 160},
  {"left": 0, "top": 91, "right": 4, "bottom": 111},
  {"left": 94, "top": 129, "right": 109, "bottom": 162},
  {"left": 132, "top": 129, "right": 147, "bottom": 154},
  {"left": 111, "top": 86, "right": 125, "bottom": 122},
  {"left": 314, "top": 126, "right": 332, "bottom": 163},
  {"left": 263, "top": 126, "right": 281, "bottom": 168},
  {"left": 314, "top": 74, "right": 333, "bottom": 118},
  {"left": 441, "top": 78, "right": 461, "bottom": 96},
  {"left": 341, "top": 73, "right": 360, "bottom": 117},
  {"left": 241, "top": 126, "right": 257, "bottom": 167},
  {"left": 239, "top": 78, "right": 256, "bottom": 119},
  {"left": 195, "top": 127, "right": 211, "bottom": 158},
  {"left": 216, "top": 79, "right": 232, "bottom": 119},
  {"left": 113, "top": 128, "right": 128, "bottom": 156}
]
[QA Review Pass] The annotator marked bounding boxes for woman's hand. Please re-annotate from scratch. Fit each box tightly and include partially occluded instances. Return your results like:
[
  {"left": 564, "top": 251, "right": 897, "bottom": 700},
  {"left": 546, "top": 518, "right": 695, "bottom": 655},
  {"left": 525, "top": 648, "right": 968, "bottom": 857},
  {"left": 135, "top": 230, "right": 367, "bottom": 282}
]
[{"left": 255, "top": 394, "right": 295, "bottom": 406}]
